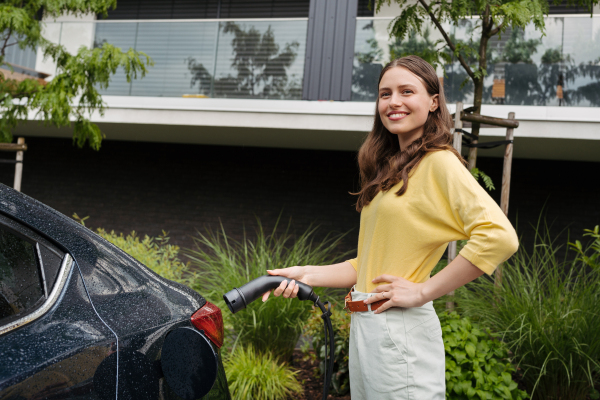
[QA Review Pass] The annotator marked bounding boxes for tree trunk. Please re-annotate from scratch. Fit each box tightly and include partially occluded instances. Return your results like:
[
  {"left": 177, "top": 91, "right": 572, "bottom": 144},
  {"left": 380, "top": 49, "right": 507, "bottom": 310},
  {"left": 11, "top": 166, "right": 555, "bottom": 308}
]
[
  {"left": 469, "top": 14, "right": 492, "bottom": 169},
  {"left": 469, "top": 78, "right": 484, "bottom": 169}
]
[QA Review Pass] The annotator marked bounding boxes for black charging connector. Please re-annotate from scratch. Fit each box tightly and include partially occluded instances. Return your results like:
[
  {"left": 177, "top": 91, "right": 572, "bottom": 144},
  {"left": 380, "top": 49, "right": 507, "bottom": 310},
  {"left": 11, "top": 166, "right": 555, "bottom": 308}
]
[{"left": 224, "top": 276, "right": 335, "bottom": 400}]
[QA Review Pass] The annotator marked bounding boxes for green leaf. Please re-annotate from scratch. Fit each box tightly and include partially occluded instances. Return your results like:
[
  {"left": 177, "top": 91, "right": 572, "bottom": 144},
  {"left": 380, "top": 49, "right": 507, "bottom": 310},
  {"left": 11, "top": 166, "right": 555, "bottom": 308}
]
[{"left": 465, "top": 342, "right": 476, "bottom": 358}]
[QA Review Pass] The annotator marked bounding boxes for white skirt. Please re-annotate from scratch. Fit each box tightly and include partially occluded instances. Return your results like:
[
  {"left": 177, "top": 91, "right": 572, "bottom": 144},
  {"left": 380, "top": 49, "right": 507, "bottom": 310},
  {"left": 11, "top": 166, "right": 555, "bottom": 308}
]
[{"left": 348, "top": 288, "right": 445, "bottom": 399}]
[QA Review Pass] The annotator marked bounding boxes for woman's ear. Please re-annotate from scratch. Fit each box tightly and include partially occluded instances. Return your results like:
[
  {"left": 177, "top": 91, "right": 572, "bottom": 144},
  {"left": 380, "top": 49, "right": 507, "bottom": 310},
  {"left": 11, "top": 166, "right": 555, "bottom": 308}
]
[{"left": 430, "top": 94, "right": 439, "bottom": 112}]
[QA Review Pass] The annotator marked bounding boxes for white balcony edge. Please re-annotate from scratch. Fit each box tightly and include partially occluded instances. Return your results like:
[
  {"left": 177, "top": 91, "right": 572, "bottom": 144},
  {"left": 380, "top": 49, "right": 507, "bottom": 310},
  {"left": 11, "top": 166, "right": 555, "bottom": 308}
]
[{"left": 73, "top": 97, "right": 600, "bottom": 142}]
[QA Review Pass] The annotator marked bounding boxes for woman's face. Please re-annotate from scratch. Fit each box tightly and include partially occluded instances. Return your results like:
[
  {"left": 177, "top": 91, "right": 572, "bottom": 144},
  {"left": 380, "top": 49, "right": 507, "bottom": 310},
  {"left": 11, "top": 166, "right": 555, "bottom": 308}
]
[{"left": 378, "top": 66, "right": 439, "bottom": 148}]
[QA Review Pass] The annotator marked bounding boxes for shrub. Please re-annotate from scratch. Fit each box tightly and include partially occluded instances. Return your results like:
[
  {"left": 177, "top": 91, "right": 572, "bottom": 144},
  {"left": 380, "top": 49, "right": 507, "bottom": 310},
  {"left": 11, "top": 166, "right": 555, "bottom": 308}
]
[
  {"left": 185, "top": 218, "right": 351, "bottom": 361},
  {"left": 224, "top": 345, "right": 303, "bottom": 400},
  {"left": 302, "top": 305, "right": 527, "bottom": 399},
  {"left": 72, "top": 214, "right": 189, "bottom": 283},
  {"left": 458, "top": 224, "right": 600, "bottom": 400},
  {"left": 301, "top": 304, "right": 351, "bottom": 395},
  {"left": 97, "top": 228, "right": 188, "bottom": 283},
  {"left": 442, "top": 311, "right": 528, "bottom": 400},
  {"left": 569, "top": 225, "right": 600, "bottom": 271}
]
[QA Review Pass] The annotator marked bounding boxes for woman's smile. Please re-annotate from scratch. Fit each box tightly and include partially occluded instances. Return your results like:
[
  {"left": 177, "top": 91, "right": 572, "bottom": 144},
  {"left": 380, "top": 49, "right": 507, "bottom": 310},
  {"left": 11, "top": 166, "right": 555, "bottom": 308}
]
[{"left": 387, "top": 111, "right": 410, "bottom": 121}]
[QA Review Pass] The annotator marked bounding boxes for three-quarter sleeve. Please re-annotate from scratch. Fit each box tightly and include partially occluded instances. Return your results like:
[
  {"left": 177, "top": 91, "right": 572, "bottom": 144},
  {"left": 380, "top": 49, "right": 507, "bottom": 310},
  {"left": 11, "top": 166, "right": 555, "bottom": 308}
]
[
  {"left": 429, "top": 151, "right": 519, "bottom": 275},
  {"left": 346, "top": 258, "right": 358, "bottom": 270}
]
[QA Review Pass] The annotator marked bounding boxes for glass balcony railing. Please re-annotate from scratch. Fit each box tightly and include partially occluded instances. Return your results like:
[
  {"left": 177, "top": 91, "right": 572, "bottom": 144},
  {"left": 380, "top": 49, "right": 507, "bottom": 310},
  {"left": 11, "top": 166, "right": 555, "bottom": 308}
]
[
  {"left": 38, "top": 15, "right": 598, "bottom": 106},
  {"left": 352, "top": 16, "right": 600, "bottom": 107},
  {"left": 42, "top": 19, "right": 308, "bottom": 99}
]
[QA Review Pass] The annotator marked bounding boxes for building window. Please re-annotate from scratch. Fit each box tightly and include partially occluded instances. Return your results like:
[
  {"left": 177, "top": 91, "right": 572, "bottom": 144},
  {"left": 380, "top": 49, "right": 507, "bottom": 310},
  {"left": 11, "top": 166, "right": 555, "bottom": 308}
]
[
  {"left": 101, "top": 0, "right": 312, "bottom": 20},
  {"left": 548, "top": 0, "right": 592, "bottom": 14}
]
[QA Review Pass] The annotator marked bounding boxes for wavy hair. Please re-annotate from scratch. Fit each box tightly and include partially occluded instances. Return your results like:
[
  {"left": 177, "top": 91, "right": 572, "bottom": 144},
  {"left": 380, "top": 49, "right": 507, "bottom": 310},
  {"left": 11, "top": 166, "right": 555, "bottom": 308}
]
[{"left": 353, "top": 55, "right": 466, "bottom": 211}]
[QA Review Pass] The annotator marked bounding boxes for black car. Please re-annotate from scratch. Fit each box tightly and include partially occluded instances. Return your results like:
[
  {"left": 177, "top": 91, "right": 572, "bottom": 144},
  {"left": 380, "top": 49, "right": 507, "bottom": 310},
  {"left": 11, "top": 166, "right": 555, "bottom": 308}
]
[{"left": 0, "top": 183, "right": 231, "bottom": 400}]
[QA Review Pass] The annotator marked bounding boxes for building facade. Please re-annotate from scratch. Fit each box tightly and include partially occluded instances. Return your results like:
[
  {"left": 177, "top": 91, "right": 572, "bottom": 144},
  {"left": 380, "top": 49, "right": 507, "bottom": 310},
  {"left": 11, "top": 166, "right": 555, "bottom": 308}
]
[
  {"left": 5, "top": 0, "right": 600, "bottom": 161},
  {"left": 2, "top": 0, "right": 599, "bottom": 254}
]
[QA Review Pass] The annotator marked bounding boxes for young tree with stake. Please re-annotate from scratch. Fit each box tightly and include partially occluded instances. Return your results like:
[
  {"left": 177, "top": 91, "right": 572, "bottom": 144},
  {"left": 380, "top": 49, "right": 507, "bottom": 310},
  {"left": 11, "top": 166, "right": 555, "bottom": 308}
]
[{"left": 374, "top": 0, "right": 598, "bottom": 167}]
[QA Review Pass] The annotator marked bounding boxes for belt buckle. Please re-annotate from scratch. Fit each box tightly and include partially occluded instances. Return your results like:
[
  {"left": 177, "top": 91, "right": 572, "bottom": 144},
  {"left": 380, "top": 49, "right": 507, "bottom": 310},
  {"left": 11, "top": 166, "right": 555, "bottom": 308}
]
[{"left": 344, "top": 291, "right": 353, "bottom": 314}]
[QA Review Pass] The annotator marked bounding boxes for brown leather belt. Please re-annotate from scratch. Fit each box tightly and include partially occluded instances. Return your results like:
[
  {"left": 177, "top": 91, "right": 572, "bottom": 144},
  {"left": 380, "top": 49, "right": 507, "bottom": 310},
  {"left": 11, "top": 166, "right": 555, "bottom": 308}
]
[{"left": 344, "top": 290, "right": 386, "bottom": 312}]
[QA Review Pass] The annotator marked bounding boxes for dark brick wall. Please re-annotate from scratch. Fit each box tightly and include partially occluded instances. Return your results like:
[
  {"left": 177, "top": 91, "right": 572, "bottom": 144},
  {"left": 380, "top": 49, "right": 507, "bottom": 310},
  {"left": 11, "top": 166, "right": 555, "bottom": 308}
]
[
  {"left": 0, "top": 137, "right": 362, "bottom": 258},
  {"left": 0, "top": 137, "right": 598, "bottom": 262}
]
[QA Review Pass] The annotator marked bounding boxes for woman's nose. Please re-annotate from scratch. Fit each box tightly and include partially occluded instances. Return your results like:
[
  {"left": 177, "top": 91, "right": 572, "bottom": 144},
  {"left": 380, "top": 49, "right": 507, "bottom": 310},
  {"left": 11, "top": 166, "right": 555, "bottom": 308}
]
[{"left": 390, "top": 93, "right": 403, "bottom": 107}]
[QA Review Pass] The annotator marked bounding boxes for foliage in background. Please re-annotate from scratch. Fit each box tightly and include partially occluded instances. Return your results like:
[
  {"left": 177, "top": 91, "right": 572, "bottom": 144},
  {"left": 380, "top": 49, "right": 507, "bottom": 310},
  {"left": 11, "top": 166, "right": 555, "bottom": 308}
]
[
  {"left": 470, "top": 168, "right": 495, "bottom": 191},
  {"left": 569, "top": 225, "right": 600, "bottom": 271},
  {"left": 185, "top": 218, "right": 352, "bottom": 361},
  {"left": 0, "top": 0, "right": 152, "bottom": 149},
  {"left": 301, "top": 304, "right": 351, "bottom": 396},
  {"left": 97, "top": 228, "right": 188, "bottom": 282},
  {"left": 301, "top": 299, "right": 527, "bottom": 399},
  {"left": 458, "top": 224, "right": 600, "bottom": 400},
  {"left": 441, "top": 311, "right": 528, "bottom": 400},
  {"left": 72, "top": 214, "right": 188, "bottom": 282},
  {"left": 374, "top": 0, "right": 599, "bottom": 142},
  {"left": 224, "top": 344, "right": 303, "bottom": 400}
]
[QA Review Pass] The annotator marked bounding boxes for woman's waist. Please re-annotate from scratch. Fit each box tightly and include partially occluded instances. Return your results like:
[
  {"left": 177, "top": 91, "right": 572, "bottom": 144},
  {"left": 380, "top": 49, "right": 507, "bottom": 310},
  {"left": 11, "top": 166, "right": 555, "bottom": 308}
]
[{"left": 349, "top": 287, "right": 435, "bottom": 312}]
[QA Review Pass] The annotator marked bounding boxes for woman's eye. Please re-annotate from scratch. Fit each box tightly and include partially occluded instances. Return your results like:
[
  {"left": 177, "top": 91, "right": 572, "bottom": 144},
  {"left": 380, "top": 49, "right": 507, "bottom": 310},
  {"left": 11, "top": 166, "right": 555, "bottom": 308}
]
[
  {"left": 402, "top": 90, "right": 413, "bottom": 94},
  {"left": 380, "top": 92, "right": 390, "bottom": 97}
]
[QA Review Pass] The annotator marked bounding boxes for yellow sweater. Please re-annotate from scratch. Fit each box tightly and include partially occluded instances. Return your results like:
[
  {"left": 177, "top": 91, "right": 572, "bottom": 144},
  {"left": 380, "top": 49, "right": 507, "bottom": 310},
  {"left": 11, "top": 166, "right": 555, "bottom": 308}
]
[{"left": 347, "top": 150, "right": 518, "bottom": 293}]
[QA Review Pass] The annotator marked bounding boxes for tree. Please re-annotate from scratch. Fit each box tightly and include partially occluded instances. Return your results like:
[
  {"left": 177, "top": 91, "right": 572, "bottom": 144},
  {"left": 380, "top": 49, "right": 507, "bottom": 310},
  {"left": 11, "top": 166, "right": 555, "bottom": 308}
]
[
  {"left": 375, "top": 0, "right": 599, "bottom": 166},
  {"left": 0, "top": 1, "right": 152, "bottom": 150}
]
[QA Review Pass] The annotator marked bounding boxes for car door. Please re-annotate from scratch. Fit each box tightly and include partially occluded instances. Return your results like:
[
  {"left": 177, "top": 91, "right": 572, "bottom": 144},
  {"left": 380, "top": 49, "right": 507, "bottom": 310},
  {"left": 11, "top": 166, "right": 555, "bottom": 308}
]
[{"left": 0, "top": 213, "right": 117, "bottom": 400}]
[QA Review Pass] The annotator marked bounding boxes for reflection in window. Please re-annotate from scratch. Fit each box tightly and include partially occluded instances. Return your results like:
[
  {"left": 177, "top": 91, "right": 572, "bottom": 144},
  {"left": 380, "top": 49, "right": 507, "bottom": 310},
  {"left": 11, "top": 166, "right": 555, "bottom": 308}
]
[
  {"left": 0, "top": 227, "right": 44, "bottom": 324},
  {"left": 94, "top": 19, "right": 306, "bottom": 99},
  {"left": 351, "top": 16, "right": 600, "bottom": 107}
]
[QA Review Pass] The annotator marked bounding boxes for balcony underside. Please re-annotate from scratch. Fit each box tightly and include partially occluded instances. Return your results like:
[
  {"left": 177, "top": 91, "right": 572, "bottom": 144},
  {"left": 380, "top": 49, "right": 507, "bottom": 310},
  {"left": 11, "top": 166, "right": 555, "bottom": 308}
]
[{"left": 16, "top": 98, "right": 600, "bottom": 162}]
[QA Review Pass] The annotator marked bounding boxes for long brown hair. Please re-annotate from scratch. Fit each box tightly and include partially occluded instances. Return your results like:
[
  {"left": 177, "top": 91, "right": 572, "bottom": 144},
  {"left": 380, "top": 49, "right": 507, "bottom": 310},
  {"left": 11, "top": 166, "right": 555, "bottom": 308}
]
[{"left": 353, "top": 55, "right": 466, "bottom": 211}]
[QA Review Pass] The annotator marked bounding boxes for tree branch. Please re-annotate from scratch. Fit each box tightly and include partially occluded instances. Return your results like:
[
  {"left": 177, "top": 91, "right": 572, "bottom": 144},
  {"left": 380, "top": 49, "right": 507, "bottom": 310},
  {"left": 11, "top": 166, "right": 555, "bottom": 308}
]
[
  {"left": 1, "top": 28, "right": 14, "bottom": 57},
  {"left": 417, "top": 0, "right": 475, "bottom": 80},
  {"left": 489, "top": 21, "right": 506, "bottom": 37}
]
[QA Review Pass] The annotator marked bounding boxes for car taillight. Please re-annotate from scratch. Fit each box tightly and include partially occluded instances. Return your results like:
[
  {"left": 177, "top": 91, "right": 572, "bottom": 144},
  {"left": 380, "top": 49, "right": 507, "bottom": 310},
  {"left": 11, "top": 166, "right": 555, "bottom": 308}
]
[{"left": 191, "top": 301, "right": 224, "bottom": 348}]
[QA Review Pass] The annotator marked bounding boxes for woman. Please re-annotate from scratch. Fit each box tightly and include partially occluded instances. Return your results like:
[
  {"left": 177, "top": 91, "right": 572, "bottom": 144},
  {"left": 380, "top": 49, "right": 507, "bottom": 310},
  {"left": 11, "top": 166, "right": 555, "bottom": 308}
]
[{"left": 262, "top": 55, "right": 518, "bottom": 399}]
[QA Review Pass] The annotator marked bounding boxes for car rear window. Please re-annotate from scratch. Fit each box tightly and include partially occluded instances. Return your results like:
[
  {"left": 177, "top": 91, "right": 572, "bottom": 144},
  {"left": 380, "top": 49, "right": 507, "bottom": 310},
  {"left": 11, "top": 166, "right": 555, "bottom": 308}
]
[{"left": 0, "top": 226, "right": 44, "bottom": 324}]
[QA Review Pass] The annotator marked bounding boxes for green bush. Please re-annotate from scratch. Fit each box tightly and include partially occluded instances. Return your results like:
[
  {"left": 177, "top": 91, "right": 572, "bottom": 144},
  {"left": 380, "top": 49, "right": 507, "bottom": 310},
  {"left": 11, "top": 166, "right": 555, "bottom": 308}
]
[
  {"left": 97, "top": 228, "right": 188, "bottom": 283},
  {"left": 301, "top": 304, "right": 351, "bottom": 395},
  {"left": 72, "top": 214, "right": 189, "bottom": 283},
  {"left": 569, "top": 225, "right": 600, "bottom": 271},
  {"left": 458, "top": 224, "right": 600, "bottom": 400},
  {"left": 442, "top": 311, "right": 528, "bottom": 400},
  {"left": 224, "top": 345, "right": 303, "bottom": 400},
  {"left": 185, "top": 219, "right": 351, "bottom": 361},
  {"left": 301, "top": 304, "right": 526, "bottom": 399}
]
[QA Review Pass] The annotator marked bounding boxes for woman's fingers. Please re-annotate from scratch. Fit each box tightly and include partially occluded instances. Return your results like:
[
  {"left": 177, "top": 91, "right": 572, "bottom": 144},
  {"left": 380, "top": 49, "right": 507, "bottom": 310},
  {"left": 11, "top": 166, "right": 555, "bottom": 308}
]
[
  {"left": 262, "top": 291, "right": 271, "bottom": 302},
  {"left": 283, "top": 280, "right": 297, "bottom": 298},
  {"left": 262, "top": 279, "right": 299, "bottom": 301},
  {"left": 371, "top": 283, "right": 392, "bottom": 293},
  {"left": 372, "top": 274, "right": 401, "bottom": 283},
  {"left": 271, "top": 280, "right": 284, "bottom": 297}
]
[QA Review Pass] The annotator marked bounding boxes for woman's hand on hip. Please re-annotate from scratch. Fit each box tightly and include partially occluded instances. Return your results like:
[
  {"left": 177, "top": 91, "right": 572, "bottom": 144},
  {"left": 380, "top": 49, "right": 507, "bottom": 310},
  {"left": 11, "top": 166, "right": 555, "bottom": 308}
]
[
  {"left": 364, "top": 274, "right": 426, "bottom": 313},
  {"left": 261, "top": 267, "right": 307, "bottom": 302}
]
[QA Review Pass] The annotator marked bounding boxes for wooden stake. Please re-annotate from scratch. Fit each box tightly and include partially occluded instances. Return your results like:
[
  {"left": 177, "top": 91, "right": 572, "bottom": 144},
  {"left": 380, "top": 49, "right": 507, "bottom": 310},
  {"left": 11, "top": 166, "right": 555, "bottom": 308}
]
[
  {"left": 13, "top": 137, "right": 24, "bottom": 192},
  {"left": 446, "top": 240, "right": 457, "bottom": 310},
  {"left": 495, "top": 112, "right": 515, "bottom": 287},
  {"left": 452, "top": 102, "right": 463, "bottom": 153},
  {"left": 447, "top": 102, "right": 463, "bottom": 310},
  {"left": 461, "top": 113, "right": 519, "bottom": 128}
]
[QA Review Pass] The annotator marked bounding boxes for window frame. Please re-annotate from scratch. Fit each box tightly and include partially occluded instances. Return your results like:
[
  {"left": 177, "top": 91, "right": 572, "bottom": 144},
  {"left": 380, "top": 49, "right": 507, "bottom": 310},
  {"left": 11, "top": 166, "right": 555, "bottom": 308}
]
[{"left": 0, "top": 214, "right": 72, "bottom": 335}]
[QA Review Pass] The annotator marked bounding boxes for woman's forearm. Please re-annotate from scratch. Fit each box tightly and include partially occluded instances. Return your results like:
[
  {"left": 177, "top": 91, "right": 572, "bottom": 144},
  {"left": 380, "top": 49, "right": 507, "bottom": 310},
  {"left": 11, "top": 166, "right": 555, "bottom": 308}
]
[
  {"left": 420, "top": 254, "right": 485, "bottom": 303},
  {"left": 304, "top": 261, "right": 357, "bottom": 288}
]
